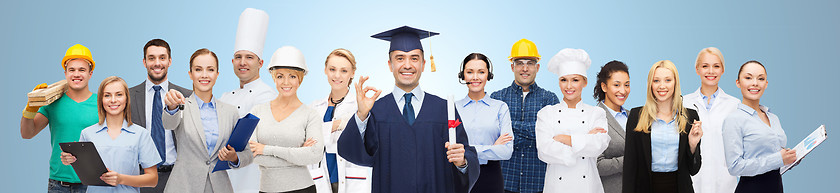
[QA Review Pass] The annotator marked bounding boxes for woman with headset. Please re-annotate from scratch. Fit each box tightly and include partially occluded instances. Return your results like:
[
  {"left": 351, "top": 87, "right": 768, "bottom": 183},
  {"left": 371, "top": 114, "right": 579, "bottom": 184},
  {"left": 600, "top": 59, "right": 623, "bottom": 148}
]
[{"left": 454, "top": 53, "right": 514, "bottom": 193}]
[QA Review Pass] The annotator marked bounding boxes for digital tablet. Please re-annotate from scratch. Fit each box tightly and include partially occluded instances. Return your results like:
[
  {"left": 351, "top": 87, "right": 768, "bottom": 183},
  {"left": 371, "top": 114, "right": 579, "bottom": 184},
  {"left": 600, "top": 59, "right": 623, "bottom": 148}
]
[{"left": 59, "top": 142, "right": 113, "bottom": 186}]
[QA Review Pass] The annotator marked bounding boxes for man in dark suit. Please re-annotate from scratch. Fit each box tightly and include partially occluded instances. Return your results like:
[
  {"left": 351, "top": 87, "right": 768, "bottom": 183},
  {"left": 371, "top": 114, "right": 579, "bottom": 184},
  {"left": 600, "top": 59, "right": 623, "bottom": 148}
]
[{"left": 129, "top": 39, "right": 192, "bottom": 193}]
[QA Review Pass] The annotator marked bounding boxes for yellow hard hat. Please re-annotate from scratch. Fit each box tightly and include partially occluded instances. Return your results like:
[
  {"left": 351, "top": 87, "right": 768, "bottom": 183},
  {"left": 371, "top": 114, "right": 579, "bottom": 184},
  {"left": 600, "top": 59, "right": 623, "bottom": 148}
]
[
  {"left": 509, "top": 39, "right": 540, "bottom": 61},
  {"left": 62, "top": 44, "right": 95, "bottom": 71}
]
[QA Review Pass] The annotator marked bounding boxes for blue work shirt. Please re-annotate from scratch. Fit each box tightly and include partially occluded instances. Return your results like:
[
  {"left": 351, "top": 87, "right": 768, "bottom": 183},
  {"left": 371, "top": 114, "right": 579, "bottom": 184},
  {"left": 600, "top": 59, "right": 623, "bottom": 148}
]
[{"left": 79, "top": 120, "right": 161, "bottom": 193}]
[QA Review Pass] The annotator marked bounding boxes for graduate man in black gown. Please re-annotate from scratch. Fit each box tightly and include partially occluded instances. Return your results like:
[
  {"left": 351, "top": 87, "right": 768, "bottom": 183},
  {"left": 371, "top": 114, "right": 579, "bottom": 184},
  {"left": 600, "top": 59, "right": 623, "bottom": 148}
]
[{"left": 338, "top": 26, "right": 480, "bottom": 193}]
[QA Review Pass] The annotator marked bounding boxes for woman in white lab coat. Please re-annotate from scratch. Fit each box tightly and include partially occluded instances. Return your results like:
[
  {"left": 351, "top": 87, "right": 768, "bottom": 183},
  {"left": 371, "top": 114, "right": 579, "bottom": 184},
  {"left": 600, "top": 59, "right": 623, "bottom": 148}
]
[
  {"left": 536, "top": 48, "right": 610, "bottom": 193},
  {"left": 308, "top": 48, "right": 372, "bottom": 193},
  {"left": 682, "top": 47, "right": 740, "bottom": 193}
]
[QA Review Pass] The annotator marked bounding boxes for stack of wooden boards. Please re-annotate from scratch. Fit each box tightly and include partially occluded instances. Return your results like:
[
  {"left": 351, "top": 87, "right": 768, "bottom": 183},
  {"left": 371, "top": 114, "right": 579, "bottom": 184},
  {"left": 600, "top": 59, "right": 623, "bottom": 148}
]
[{"left": 27, "top": 80, "right": 68, "bottom": 106}]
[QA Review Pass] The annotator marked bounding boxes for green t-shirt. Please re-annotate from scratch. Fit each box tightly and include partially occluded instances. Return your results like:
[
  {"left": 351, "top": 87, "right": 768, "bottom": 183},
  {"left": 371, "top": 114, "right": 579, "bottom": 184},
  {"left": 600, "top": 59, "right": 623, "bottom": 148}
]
[{"left": 37, "top": 93, "right": 98, "bottom": 183}]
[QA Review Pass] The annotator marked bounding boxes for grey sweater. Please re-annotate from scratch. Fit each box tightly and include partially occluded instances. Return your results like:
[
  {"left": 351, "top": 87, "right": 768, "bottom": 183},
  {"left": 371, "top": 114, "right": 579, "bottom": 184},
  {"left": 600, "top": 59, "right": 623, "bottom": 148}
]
[{"left": 250, "top": 103, "right": 324, "bottom": 192}]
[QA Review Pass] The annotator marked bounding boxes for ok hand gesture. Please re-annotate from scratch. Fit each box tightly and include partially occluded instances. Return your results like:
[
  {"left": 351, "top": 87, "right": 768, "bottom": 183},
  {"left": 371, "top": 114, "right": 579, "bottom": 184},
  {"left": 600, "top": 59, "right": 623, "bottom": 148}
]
[{"left": 355, "top": 76, "right": 381, "bottom": 121}]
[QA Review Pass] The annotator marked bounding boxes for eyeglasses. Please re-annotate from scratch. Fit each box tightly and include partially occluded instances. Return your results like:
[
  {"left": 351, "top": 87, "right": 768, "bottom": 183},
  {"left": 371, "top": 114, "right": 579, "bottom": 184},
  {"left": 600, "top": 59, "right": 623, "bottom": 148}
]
[{"left": 513, "top": 59, "right": 537, "bottom": 68}]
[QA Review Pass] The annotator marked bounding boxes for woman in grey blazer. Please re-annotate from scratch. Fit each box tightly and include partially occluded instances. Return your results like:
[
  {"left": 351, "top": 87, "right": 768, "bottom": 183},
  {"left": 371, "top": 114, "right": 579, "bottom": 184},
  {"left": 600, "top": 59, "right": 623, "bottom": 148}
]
[
  {"left": 161, "top": 49, "right": 253, "bottom": 193},
  {"left": 593, "top": 61, "right": 630, "bottom": 193}
]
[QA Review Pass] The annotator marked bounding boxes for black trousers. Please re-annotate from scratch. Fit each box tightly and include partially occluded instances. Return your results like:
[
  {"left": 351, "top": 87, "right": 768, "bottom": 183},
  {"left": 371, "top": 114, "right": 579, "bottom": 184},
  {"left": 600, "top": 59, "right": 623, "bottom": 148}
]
[
  {"left": 651, "top": 172, "right": 678, "bottom": 193},
  {"left": 735, "top": 169, "right": 783, "bottom": 193},
  {"left": 472, "top": 161, "right": 504, "bottom": 193}
]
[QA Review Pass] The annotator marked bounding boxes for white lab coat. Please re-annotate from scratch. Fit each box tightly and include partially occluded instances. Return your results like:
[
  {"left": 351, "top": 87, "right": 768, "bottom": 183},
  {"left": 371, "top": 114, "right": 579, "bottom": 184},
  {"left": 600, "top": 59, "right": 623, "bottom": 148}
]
[
  {"left": 536, "top": 101, "right": 610, "bottom": 193},
  {"left": 308, "top": 90, "right": 373, "bottom": 193},
  {"left": 684, "top": 87, "right": 740, "bottom": 193},
  {"left": 219, "top": 79, "right": 278, "bottom": 193}
]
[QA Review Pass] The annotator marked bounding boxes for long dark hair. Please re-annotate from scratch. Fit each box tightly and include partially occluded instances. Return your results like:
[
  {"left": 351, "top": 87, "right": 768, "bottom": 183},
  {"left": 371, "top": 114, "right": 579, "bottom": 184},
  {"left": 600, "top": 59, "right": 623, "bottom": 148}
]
[{"left": 593, "top": 60, "right": 629, "bottom": 102}]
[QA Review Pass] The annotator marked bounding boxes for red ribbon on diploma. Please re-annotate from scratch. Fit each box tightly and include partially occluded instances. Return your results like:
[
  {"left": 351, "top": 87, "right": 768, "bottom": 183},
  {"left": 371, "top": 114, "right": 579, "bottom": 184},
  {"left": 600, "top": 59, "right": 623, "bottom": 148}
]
[{"left": 448, "top": 119, "right": 462, "bottom": 128}]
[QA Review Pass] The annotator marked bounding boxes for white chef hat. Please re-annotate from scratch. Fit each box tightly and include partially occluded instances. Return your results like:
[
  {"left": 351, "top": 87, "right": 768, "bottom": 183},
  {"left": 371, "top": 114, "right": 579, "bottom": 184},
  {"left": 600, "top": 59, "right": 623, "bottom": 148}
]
[
  {"left": 547, "top": 48, "right": 592, "bottom": 79},
  {"left": 234, "top": 8, "right": 269, "bottom": 60}
]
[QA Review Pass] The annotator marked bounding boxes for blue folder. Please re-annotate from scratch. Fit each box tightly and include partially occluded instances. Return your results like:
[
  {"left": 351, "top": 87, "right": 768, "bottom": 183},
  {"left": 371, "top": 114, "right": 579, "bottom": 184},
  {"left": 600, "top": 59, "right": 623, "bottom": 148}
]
[{"left": 213, "top": 113, "right": 260, "bottom": 172}]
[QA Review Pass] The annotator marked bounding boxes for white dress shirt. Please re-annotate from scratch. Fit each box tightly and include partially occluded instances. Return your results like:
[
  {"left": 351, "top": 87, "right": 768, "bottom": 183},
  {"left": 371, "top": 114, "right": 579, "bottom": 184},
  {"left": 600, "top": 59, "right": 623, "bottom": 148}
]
[{"left": 145, "top": 79, "right": 177, "bottom": 165}]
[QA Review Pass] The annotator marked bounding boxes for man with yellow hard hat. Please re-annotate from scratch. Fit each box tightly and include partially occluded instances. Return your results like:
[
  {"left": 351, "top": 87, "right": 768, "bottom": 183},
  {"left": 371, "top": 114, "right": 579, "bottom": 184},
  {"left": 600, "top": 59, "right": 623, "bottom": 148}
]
[
  {"left": 490, "top": 39, "right": 560, "bottom": 193},
  {"left": 20, "top": 44, "right": 100, "bottom": 193}
]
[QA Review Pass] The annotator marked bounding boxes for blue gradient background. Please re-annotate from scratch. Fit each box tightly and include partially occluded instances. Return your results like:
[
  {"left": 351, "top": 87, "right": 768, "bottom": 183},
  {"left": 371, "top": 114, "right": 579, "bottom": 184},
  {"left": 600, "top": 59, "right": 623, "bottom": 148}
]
[{"left": 2, "top": 1, "right": 837, "bottom": 192}]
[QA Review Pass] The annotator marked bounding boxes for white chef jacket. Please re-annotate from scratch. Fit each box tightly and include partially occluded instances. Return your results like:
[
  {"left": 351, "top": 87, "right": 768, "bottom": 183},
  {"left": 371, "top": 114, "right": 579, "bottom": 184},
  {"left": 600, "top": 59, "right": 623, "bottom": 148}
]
[
  {"left": 219, "top": 79, "right": 278, "bottom": 193},
  {"left": 308, "top": 89, "right": 373, "bottom": 193},
  {"left": 536, "top": 100, "right": 610, "bottom": 193},
  {"left": 684, "top": 87, "right": 740, "bottom": 193}
]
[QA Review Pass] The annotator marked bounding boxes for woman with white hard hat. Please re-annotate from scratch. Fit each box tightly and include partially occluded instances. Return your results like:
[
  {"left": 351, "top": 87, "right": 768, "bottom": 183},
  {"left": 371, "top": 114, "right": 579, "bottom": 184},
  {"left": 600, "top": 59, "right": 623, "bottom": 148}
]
[
  {"left": 248, "top": 46, "right": 325, "bottom": 193},
  {"left": 307, "top": 48, "right": 372, "bottom": 193},
  {"left": 535, "top": 48, "right": 610, "bottom": 193}
]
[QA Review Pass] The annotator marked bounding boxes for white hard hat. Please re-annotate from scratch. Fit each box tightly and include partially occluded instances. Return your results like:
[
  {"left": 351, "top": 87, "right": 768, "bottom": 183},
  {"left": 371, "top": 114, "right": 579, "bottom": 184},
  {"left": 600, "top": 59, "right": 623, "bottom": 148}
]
[
  {"left": 547, "top": 48, "right": 591, "bottom": 79},
  {"left": 267, "top": 46, "right": 308, "bottom": 74},
  {"left": 234, "top": 8, "right": 269, "bottom": 59}
]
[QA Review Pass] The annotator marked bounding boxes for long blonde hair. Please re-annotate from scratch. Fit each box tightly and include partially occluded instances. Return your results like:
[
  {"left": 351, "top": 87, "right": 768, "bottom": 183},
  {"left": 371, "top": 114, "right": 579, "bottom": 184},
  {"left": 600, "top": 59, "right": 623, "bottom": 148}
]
[
  {"left": 97, "top": 76, "right": 132, "bottom": 125},
  {"left": 634, "top": 60, "right": 688, "bottom": 134}
]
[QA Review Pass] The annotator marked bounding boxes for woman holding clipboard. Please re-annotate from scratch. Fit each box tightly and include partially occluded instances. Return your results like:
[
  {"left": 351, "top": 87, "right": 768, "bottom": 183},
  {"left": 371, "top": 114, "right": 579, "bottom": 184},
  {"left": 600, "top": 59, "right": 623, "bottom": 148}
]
[
  {"left": 722, "top": 60, "right": 796, "bottom": 193},
  {"left": 60, "top": 76, "right": 161, "bottom": 192}
]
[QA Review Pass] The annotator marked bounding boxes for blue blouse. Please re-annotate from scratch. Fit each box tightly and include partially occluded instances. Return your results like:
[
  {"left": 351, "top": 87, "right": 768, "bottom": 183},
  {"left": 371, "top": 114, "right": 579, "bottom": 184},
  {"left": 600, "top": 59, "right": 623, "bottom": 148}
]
[
  {"left": 650, "top": 116, "right": 680, "bottom": 172},
  {"left": 455, "top": 95, "right": 514, "bottom": 164},
  {"left": 722, "top": 103, "right": 786, "bottom": 176}
]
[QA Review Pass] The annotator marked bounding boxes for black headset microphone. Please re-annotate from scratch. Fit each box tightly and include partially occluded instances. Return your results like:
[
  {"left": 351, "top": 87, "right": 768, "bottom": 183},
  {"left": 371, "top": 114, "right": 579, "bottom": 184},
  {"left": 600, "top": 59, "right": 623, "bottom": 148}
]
[{"left": 458, "top": 59, "right": 494, "bottom": 84}]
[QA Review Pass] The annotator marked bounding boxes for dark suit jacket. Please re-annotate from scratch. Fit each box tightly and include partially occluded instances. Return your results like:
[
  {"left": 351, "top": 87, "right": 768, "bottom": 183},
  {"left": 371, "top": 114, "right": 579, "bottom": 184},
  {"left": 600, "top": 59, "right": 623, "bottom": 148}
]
[
  {"left": 129, "top": 81, "right": 192, "bottom": 129},
  {"left": 623, "top": 107, "right": 701, "bottom": 193}
]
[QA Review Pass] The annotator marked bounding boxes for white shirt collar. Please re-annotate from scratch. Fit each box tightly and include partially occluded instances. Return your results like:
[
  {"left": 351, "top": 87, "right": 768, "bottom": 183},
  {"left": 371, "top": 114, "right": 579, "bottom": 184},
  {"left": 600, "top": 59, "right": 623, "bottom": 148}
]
[
  {"left": 392, "top": 85, "right": 424, "bottom": 104},
  {"left": 145, "top": 79, "right": 170, "bottom": 93}
]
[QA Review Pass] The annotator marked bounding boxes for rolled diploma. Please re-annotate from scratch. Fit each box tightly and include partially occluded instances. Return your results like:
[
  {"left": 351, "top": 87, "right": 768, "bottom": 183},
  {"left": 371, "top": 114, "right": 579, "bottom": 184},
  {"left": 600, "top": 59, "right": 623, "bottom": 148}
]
[{"left": 448, "top": 95, "right": 456, "bottom": 144}]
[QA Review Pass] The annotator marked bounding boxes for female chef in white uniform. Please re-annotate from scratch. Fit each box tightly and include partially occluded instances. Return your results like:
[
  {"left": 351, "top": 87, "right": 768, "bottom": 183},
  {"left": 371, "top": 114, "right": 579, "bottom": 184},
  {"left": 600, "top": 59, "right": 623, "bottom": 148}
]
[
  {"left": 682, "top": 47, "right": 740, "bottom": 193},
  {"left": 308, "top": 48, "right": 372, "bottom": 193},
  {"left": 536, "top": 48, "right": 610, "bottom": 193}
]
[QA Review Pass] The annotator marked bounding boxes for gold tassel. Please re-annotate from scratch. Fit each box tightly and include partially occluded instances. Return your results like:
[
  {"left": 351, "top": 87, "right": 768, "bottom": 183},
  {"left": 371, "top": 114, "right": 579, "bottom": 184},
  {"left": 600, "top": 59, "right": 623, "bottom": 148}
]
[
  {"left": 428, "top": 31, "right": 436, "bottom": 72},
  {"left": 430, "top": 55, "right": 436, "bottom": 72}
]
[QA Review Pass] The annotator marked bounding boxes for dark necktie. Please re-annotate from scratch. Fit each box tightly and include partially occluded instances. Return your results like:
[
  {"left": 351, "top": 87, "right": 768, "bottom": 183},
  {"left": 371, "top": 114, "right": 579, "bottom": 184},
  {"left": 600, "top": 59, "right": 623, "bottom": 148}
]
[
  {"left": 403, "top": 93, "right": 415, "bottom": 125},
  {"left": 151, "top": 85, "right": 166, "bottom": 164}
]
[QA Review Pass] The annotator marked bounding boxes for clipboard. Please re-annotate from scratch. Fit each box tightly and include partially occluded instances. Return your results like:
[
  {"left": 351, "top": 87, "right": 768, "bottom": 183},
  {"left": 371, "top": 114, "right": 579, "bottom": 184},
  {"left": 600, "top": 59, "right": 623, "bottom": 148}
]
[
  {"left": 781, "top": 125, "right": 828, "bottom": 174},
  {"left": 213, "top": 113, "right": 260, "bottom": 172},
  {"left": 59, "top": 142, "right": 113, "bottom": 186}
]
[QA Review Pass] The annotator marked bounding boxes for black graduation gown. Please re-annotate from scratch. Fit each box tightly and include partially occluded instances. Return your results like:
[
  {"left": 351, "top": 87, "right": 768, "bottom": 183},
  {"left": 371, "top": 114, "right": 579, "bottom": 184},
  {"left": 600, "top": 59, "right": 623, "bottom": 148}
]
[{"left": 338, "top": 92, "right": 480, "bottom": 193}]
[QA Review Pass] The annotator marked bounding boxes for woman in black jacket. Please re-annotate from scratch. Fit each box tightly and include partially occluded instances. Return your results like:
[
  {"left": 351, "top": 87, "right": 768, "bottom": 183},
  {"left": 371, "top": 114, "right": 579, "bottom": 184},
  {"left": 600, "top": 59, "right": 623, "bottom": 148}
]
[{"left": 623, "top": 60, "right": 703, "bottom": 193}]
